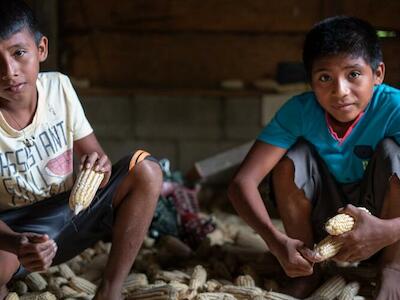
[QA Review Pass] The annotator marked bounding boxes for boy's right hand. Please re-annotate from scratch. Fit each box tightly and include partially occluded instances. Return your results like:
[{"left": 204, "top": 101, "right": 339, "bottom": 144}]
[
  {"left": 271, "top": 234, "right": 314, "bottom": 278},
  {"left": 14, "top": 233, "right": 57, "bottom": 272}
]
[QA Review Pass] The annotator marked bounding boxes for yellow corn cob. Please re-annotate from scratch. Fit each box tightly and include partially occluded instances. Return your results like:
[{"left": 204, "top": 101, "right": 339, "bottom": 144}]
[
  {"left": 264, "top": 291, "right": 300, "bottom": 300},
  {"left": 234, "top": 275, "right": 255, "bottom": 288},
  {"left": 5, "top": 293, "right": 19, "bottom": 300},
  {"left": 338, "top": 282, "right": 360, "bottom": 300},
  {"left": 69, "top": 168, "right": 104, "bottom": 215},
  {"left": 69, "top": 276, "right": 97, "bottom": 295},
  {"left": 25, "top": 272, "right": 47, "bottom": 292},
  {"left": 195, "top": 293, "right": 236, "bottom": 300},
  {"left": 325, "top": 213, "right": 355, "bottom": 235},
  {"left": 310, "top": 275, "right": 346, "bottom": 300},
  {"left": 189, "top": 265, "right": 207, "bottom": 291},
  {"left": 314, "top": 236, "right": 343, "bottom": 261}
]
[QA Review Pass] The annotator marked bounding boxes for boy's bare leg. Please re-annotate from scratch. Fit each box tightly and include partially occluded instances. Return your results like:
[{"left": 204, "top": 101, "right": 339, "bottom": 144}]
[
  {"left": 0, "top": 251, "right": 20, "bottom": 300},
  {"left": 376, "top": 175, "right": 400, "bottom": 299},
  {"left": 94, "top": 160, "right": 162, "bottom": 300},
  {"left": 272, "top": 157, "right": 321, "bottom": 298}
]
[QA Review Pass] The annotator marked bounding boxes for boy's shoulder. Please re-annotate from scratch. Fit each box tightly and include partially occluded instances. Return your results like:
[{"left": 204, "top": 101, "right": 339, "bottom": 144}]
[{"left": 38, "top": 71, "right": 70, "bottom": 84}]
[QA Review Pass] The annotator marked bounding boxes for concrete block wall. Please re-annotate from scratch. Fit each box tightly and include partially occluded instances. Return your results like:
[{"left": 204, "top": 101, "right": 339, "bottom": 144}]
[{"left": 80, "top": 92, "right": 288, "bottom": 174}]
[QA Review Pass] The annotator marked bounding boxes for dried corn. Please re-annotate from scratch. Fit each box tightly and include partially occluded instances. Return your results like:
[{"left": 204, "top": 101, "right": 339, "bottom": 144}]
[
  {"left": 234, "top": 275, "right": 255, "bottom": 288},
  {"left": 310, "top": 275, "right": 346, "bottom": 300},
  {"left": 69, "top": 168, "right": 104, "bottom": 215},
  {"left": 25, "top": 273, "right": 47, "bottom": 292},
  {"left": 338, "top": 282, "right": 360, "bottom": 300},
  {"left": 5, "top": 293, "right": 19, "bottom": 300},
  {"left": 69, "top": 276, "right": 97, "bottom": 295},
  {"left": 314, "top": 236, "right": 343, "bottom": 261},
  {"left": 58, "top": 263, "right": 76, "bottom": 279},
  {"left": 126, "top": 284, "right": 178, "bottom": 300},
  {"left": 11, "top": 281, "right": 28, "bottom": 295},
  {"left": 195, "top": 293, "right": 236, "bottom": 300},
  {"left": 20, "top": 292, "right": 56, "bottom": 300},
  {"left": 220, "top": 285, "right": 263, "bottom": 299},
  {"left": 189, "top": 265, "right": 207, "bottom": 291},
  {"left": 123, "top": 273, "right": 149, "bottom": 292},
  {"left": 325, "top": 213, "right": 355, "bottom": 235}
]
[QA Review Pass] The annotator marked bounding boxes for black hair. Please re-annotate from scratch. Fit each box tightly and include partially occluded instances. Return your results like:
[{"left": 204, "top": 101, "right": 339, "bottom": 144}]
[
  {"left": 303, "top": 16, "right": 382, "bottom": 80},
  {"left": 0, "top": 0, "right": 43, "bottom": 44}
]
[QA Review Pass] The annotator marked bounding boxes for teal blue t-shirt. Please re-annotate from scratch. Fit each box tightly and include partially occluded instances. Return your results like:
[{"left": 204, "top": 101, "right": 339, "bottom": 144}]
[{"left": 257, "top": 84, "right": 400, "bottom": 183}]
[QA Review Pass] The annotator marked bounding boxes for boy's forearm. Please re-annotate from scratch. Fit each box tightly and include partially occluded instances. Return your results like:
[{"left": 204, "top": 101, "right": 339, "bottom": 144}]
[
  {"left": 0, "top": 220, "right": 21, "bottom": 253},
  {"left": 384, "top": 218, "right": 400, "bottom": 245}
]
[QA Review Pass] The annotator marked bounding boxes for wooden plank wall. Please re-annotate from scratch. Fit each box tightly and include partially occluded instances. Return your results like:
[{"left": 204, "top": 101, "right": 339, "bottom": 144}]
[{"left": 59, "top": 0, "right": 400, "bottom": 89}]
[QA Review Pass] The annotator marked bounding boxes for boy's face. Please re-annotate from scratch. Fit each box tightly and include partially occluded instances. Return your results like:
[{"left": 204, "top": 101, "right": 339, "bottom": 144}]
[
  {"left": 311, "top": 54, "right": 385, "bottom": 123},
  {"left": 0, "top": 28, "right": 47, "bottom": 104}
]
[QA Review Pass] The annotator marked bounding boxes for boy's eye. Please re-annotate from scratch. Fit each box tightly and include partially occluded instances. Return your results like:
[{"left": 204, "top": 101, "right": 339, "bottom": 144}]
[
  {"left": 319, "top": 74, "right": 331, "bottom": 82},
  {"left": 349, "top": 71, "right": 361, "bottom": 79},
  {"left": 14, "top": 49, "right": 26, "bottom": 57}
]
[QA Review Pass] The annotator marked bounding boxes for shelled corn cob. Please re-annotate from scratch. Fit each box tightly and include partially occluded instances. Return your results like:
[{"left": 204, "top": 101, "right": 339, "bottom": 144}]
[{"left": 69, "top": 168, "right": 104, "bottom": 215}]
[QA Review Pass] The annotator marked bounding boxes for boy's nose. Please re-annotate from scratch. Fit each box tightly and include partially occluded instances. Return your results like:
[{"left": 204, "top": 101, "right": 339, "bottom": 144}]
[
  {"left": 332, "top": 78, "right": 350, "bottom": 97},
  {"left": 0, "top": 59, "right": 18, "bottom": 80}
]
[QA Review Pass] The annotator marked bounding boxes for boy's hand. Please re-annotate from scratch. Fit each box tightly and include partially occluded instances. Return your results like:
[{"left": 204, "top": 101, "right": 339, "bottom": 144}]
[
  {"left": 270, "top": 233, "right": 314, "bottom": 278},
  {"left": 331, "top": 204, "right": 393, "bottom": 263},
  {"left": 16, "top": 233, "right": 57, "bottom": 272},
  {"left": 80, "top": 152, "right": 112, "bottom": 188}
]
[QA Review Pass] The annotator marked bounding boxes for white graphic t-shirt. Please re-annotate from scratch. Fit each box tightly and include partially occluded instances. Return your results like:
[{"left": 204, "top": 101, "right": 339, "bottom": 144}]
[{"left": 0, "top": 72, "right": 93, "bottom": 210}]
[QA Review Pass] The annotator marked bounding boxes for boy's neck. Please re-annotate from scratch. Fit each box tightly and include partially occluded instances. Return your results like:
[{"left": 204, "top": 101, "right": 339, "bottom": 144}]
[
  {"left": 326, "top": 113, "right": 358, "bottom": 138},
  {"left": 0, "top": 92, "right": 38, "bottom": 129}
]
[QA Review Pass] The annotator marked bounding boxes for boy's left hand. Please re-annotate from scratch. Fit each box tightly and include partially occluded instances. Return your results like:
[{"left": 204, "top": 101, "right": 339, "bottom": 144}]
[
  {"left": 331, "top": 204, "right": 394, "bottom": 263},
  {"left": 80, "top": 152, "right": 112, "bottom": 188}
]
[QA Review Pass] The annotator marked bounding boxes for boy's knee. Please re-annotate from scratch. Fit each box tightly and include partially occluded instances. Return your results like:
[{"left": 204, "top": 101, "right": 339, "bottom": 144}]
[{"left": 130, "top": 159, "right": 163, "bottom": 190}]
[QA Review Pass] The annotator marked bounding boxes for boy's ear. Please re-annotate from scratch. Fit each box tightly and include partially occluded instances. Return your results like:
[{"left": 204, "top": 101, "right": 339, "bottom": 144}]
[
  {"left": 374, "top": 62, "right": 385, "bottom": 85},
  {"left": 37, "top": 36, "right": 48, "bottom": 63}
]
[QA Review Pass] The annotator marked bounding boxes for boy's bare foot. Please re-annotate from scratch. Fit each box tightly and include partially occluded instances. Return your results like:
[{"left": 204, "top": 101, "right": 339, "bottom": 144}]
[
  {"left": 0, "top": 286, "right": 8, "bottom": 300},
  {"left": 279, "top": 270, "right": 322, "bottom": 298},
  {"left": 375, "top": 266, "right": 400, "bottom": 300}
]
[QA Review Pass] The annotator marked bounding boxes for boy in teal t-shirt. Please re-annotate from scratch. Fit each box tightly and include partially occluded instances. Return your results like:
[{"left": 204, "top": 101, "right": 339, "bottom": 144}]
[{"left": 229, "top": 16, "right": 400, "bottom": 299}]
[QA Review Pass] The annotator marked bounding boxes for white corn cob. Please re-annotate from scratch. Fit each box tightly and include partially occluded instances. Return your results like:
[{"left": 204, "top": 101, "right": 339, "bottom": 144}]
[
  {"left": 123, "top": 273, "right": 149, "bottom": 292},
  {"left": 264, "top": 291, "right": 300, "bottom": 300},
  {"left": 325, "top": 207, "right": 371, "bottom": 235},
  {"left": 310, "top": 275, "right": 346, "bottom": 300},
  {"left": 20, "top": 292, "right": 56, "bottom": 300},
  {"left": 5, "top": 293, "right": 19, "bottom": 300},
  {"left": 59, "top": 263, "right": 76, "bottom": 279},
  {"left": 204, "top": 280, "right": 222, "bottom": 292},
  {"left": 220, "top": 285, "right": 263, "bottom": 299},
  {"left": 314, "top": 236, "right": 343, "bottom": 261},
  {"left": 54, "top": 285, "right": 80, "bottom": 299},
  {"left": 189, "top": 265, "right": 208, "bottom": 291},
  {"left": 195, "top": 293, "right": 236, "bottom": 300},
  {"left": 325, "top": 214, "right": 355, "bottom": 235},
  {"left": 25, "top": 273, "right": 47, "bottom": 292},
  {"left": 11, "top": 281, "right": 28, "bottom": 295},
  {"left": 69, "top": 168, "right": 104, "bottom": 215},
  {"left": 338, "top": 282, "right": 360, "bottom": 300},
  {"left": 154, "top": 270, "right": 191, "bottom": 283},
  {"left": 234, "top": 275, "right": 255, "bottom": 288},
  {"left": 169, "top": 281, "right": 189, "bottom": 299},
  {"left": 69, "top": 276, "right": 97, "bottom": 295},
  {"left": 47, "top": 276, "right": 68, "bottom": 290},
  {"left": 126, "top": 284, "right": 178, "bottom": 299}
]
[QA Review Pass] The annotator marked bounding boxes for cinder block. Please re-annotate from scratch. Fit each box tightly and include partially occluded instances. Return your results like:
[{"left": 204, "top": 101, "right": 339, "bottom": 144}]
[
  {"left": 134, "top": 95, "right": 222, "bottom": 139},
  {"left": 80, "top": 95, "right": 135, "bottom": 138}
]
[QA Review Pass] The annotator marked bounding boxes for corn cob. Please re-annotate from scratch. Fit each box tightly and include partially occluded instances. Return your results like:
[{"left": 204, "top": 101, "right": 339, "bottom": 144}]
[
  {"left": 123, "top": 273, "right": 149, "bottom": 292},
  {"left": 234, "top": 275, "right": 255, "bottom": 288},
  {"left": 338, "top": 282, "right": 360, "bottom": 300},
  {"left": 310, "top": 275, "right": 346, "bottom": 300},
  {"left": 325, "top": 213, "right": 355, "bottom": 236},
  {"left": 19, "top": 292, "right": 56, "bottom": 300},
  {"left": 5, "top": 293, "right": 19, "bottom": 300},
  {"left": 189, "top": 265, "right": 207, "bottom": 291},
  {"left": 195, "top": 293, "right": 236, "bottom": 300},
  {"left": 69, "top": 276, "right": 97, "bottom": 295},
  {"left": 220, "top": 285, "right": 263, "bottom": 299},
  {"left": 58, "top": 263, "right": 76, "bottom": 279},
  {"left": 126, "top": 284, "right": 178, "bottom": 300},
  {"left": 314, "top": 236, "right": 343, "bottom": 261},
  {"left": 204, "top": 280, "right": 222, "bottom": 292},
  {"left": 169, "top": 281, "right": 189, "bottom": 299},
  {"left": 264, "top": 291, "right": 300, "bottom": 300},
  {"left": 25, "top": 273, "right": 47, "bottom": 292},
  {"left": 54, "top": 285, "right": 80, "bottom": 299},
  {"left": 69, "top": 168, "right": 104, "bottom": 215},
  {"left": 154, "top": 270, "right": 190, "bottom": 283}
]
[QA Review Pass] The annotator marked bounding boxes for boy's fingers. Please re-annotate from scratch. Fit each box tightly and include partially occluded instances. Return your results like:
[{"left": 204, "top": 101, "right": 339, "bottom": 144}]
[
  {"left": 298, "top": 247, "right": 320, "bottom": 263},
  {"left": 19, "top": 239, "right": 56, "bottom": 255},
  {"left": 26, "top": 233, "right": 49, "bottom": 243}
]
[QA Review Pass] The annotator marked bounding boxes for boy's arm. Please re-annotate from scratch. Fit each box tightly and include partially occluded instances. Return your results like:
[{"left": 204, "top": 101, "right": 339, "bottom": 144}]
[
  {"left": 228, "top": 141, "right": 314, "bottom": 277},
  {"left": 74, "top": 133, "right": 112, "bottom": 187}
]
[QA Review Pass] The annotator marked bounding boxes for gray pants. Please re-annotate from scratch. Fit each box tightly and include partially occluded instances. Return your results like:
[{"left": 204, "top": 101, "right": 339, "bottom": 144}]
[{"left": 279, "top": 138, "right": 400, "bottom": 241}]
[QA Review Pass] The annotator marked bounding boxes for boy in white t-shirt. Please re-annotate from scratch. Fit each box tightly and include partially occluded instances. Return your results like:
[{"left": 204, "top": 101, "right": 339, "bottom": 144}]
[{"left": 0, "top": 1, "right": 163, "bottom": 299}]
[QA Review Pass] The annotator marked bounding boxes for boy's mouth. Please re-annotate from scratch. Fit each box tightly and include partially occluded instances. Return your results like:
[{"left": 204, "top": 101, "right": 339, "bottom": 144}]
[{"left": 4, "top": 82, "right": 25, "bottom": 93}]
